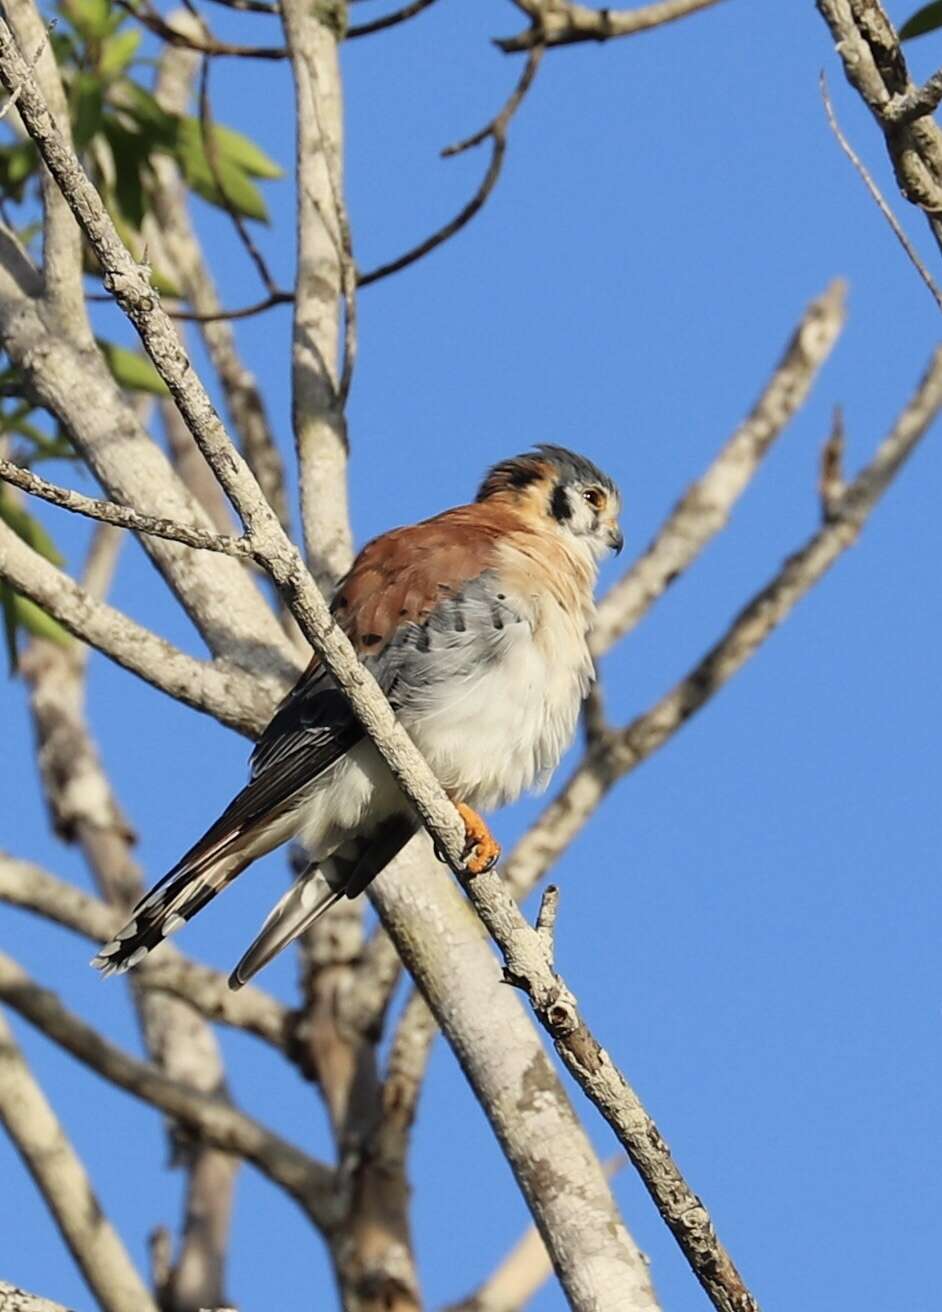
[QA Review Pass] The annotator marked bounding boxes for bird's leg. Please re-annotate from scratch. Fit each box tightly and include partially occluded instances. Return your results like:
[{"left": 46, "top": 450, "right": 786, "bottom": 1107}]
[{"left": 454, "top": 801, "right": 501, "bottom": 875}]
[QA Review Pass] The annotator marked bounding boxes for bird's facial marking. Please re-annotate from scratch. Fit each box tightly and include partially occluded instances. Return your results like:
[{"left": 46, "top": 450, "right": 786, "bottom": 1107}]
[
  {"left": 361, "top": 632, "right": 382, "bottom": 648},
  {"left": 550, "top": 482, "right": 572, "bottom": 523}
]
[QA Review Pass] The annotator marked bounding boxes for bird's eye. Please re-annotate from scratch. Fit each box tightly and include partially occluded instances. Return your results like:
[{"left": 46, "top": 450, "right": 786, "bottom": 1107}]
[{"left": 582, "top": 487, "right": 605, "bottom": 510}]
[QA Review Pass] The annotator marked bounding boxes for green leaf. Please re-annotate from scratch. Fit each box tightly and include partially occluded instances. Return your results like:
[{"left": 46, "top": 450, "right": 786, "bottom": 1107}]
[
  {"left": 101, "top": 118, "right": 149, "bottom": 229},
  {"left": 97, "top": 339, "right": 169, "bottom": 395},
  {"left": 121, "top": 83, "right": 178, "bottom": 147},
  {"left": 173, "top": 119, "right": 271, "bottom": 221},
  {"left": 70, "top": 71, "right": 104, "bottom": 149},
  {"left": 0, "top": 582, "right": 18, "bottom": 674},
  {"left": 66, "top": 0, "right": 114, "bottom": 41},
  {"left": 900, "top": 0, "right": 942, "bottom": 38},
  {"left": 0, "top": 142, "right": 38, "bottom": 202},
  {"left": 0, "top": 489, "right": 64, "bottom": 564},
  {"left": 191, "top": 120, "right": 282, "bottom": 180},
  {"left": 9, "top": 592, "right": 71, "bottom": 648},
  {"left": 99, "top": 28, "right": 140, "bottom": 78}
]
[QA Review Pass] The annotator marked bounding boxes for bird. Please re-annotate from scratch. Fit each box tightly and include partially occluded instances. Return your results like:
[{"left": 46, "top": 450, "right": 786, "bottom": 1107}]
[{"left": 92, "top": 444, "right": 623, "bottom": 990}]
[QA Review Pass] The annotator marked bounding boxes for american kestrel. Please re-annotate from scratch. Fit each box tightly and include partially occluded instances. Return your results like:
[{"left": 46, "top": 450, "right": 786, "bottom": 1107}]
[{"left": 93, "top": 445, "right": 623, "bottom": 988}]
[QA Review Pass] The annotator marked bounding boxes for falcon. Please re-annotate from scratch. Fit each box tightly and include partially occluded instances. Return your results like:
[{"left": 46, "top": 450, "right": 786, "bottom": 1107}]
[{"left": 93, "top": 445, "right": 623, "bottom": 989}]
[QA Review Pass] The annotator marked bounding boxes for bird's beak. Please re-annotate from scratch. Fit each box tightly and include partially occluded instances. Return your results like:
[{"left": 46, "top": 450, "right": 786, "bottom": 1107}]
[{"left": 607, "top": 524, "right": 624, "bottom": 556}]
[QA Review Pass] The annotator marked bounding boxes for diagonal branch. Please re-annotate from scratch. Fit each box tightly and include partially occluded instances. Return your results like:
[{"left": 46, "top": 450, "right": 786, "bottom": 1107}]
[
  {"left": 0, "top": 457, "right": 254, "bottom": 557},
  {"left": 0, "top": 953, "right": 339, "bottom": 1230},
  {"left": 497, "top": 0, "right": 726, "bottom": 53},
  {"left": 505, "top": 345, "right": 942, "bottom": 899},
  {"left": 0, "top": 29, "right": 658, "bottom": 1307},
  {"left": 0, "top": 1010, "right": 158, "bottom": 1312},
  {"left": 592, "top": 280, "right": 846, "bottom": 654},
  {"left": 454, "top": 879, "right": 758, "bottom": 1312},
  {"left": 0, "top": 856, "right": 290, "bottom": 1051},
  {"left": 0, "top": 518, "right": 272, "bottom": 738}
]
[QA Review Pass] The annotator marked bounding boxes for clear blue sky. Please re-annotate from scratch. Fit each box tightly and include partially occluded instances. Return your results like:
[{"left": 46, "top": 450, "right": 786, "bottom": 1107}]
[{"left": 2, "top": 2, "right": 941, "bottom": 1309}]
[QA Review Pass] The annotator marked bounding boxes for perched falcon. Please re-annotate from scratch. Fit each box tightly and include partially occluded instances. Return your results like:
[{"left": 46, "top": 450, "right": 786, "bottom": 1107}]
[{"left": 93, "top": 445, "right": 623, "bottom": 989}]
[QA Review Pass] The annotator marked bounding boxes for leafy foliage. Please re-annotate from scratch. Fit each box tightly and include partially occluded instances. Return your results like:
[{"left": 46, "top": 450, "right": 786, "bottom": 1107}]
[{"left": 0, "top": 0, "right": 283, "bottom": 275}]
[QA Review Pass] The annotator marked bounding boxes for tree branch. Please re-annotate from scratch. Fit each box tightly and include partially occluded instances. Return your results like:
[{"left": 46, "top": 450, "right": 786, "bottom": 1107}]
[
  {"left": 0, "top": 1010, "right": 158, "bottom": 1312},
  {"left": 0, "top": 954, "right": 339, "bottom": 1230},
  {"left": 279, "top": 0, "right": 352, "bottom": 589},
  {"left": 497, "top": 0, "right": 726, "bottom": 54},
  {"left": 0, "top": 457, "right": 255, "bottom": 557},
  {"left": 592, "top": 280, "right": 846, "bottom": 654},
  {"left": 150, "top": 24, "right": 292, "bottom": 537},
  {"left": 504, "top": 345, "right": 942, "bottom": 899},
  {"left": 0, "top": 33, "right": 658, "bottom": 1306},
  {"left": 0, "top": 1284, "right": 74, "bottom": 1312},
  {"left": 816, "top": 0, "right": 942, "bottom": 257},
  {"left": 358, "top": 48, "right": 543, "bottom": 288},
  {"left": 820, "top": 74, "right": 942, "bottom": 313},
  {"left": 0, "top": 519, "right": 273, "bottom": 738}
]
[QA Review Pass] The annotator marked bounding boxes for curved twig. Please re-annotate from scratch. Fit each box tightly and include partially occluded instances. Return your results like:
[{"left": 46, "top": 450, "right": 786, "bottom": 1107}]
[
  {"left": 358, "top": 46, "right": 543, "bottom": 286},
  {"left": 347, "top": 0, "right": 440, "bottom": 39}
]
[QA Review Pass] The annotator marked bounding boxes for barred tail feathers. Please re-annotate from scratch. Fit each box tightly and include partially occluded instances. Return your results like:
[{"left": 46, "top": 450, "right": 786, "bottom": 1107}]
[{"left": 91, "top": 838, "right": 251, "bottom": 977}]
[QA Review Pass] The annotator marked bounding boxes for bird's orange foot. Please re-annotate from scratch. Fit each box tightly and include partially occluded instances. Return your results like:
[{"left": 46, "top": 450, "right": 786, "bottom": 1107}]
[{"left": 455, "top": 802, "right": 501, "bottom": 875}]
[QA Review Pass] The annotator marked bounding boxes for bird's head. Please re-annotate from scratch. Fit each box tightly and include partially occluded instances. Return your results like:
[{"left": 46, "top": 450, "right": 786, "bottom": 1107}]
[{"left": 477, "top": 443, "right": 623, "bottom": 561}]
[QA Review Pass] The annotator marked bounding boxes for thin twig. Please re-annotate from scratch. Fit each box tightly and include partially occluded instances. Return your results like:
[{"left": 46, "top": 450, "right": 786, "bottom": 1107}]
[
  {"left": 821, "top": 73, "right": 942, "bottom": 312},
  {"left": 198, "top": 54, "right": 280, "bottom": 296},
  {"left": 884, "top": 67, "right": 942, "bottom": 124},
  {"left": 115, "top": 0, "right": 286, "bottom": 58},
  {"left": 204, "top": 0, "right": 279, "bottom": 13},
  {"left": 347, "top": 0, "right": 440, "bottom": 38},
  {"left": 169, "top": 289, "right": 294, "bottom": 321},
  {"left": 0, "top": 518, "right": 272, "bottom": 739},
  {"left": 358, "top": 47, "right": 543, "bottom": 287},
  {"left": 0, "top": 457, "right": 255, "bottom": 557}
]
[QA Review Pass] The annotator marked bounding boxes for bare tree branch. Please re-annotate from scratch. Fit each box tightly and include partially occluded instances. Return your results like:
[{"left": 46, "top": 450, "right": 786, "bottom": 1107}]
[
  {"left": 0, "top": 856, "right": 290, "bottom": 1051},
  {"left": 115, "top": 0, "right": 286, "bottom": 59},
  {"left": 0, "top": 30, "right": 661, "bottom": 1305},
  {"left": 0, "top": 954, "right": 339, "bottom": 1229},
  {"left": 0, "top": 519, "right": 273, "bottom": 737},
  {"left": 816, "top": 0, "right": 942, "bottom": 257},
  {"left": 0, "top": 1283, "right": 74, "bottom": 1312},
  {"left": 369, "top": 840, "right": 660, "bottom": 1312},
  {"left": 358, "top": 49, "right": 543, "bottom": 288},
  {"left": 347, "top": 0, "right": 440, "bottom": 38},
  {"left": 592, "top": 280, "right": 846, "bottom": 654},
  {"left": 4, "top": 0, "right": 88, "bottom": 335},
  {"left": 0, "top": 249, "right": 299, "bottom": 681},
  {"left": 496, "top": 0, "right": 726, "bottom": 54},
  {"left": 151, "top": 24, "right": 292, "bottom": 537},
  {"left": 504, "top": 345, "right": 942, "bottom": 899},
  {"left": 0, "top": 1010, "right": 158, "bottom": 1312},
  {"left": 20, "top": 584, "right": 243, "bottom": 1312},
  {"left": 0, "top": 457, "right": 255, "bottom": 557},
  {"left": 455, "top": 877, "right": 758, "bottom": 1312},
  {"left": 820, "top": 75, "right": 942, "bottom": 313},
  {"left": 279, "top": 0, "right": 352, "bottom": 588}
]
